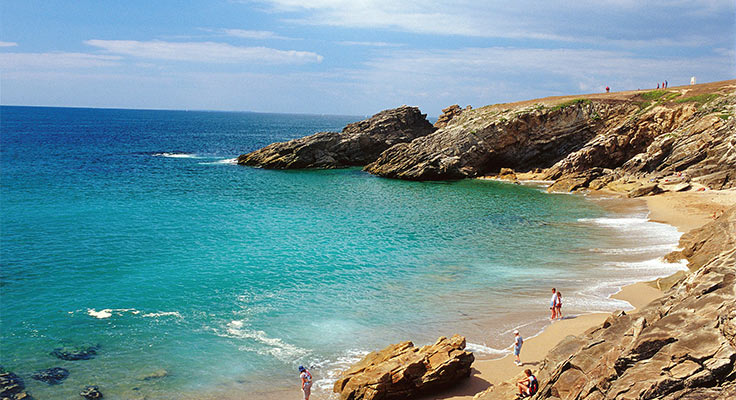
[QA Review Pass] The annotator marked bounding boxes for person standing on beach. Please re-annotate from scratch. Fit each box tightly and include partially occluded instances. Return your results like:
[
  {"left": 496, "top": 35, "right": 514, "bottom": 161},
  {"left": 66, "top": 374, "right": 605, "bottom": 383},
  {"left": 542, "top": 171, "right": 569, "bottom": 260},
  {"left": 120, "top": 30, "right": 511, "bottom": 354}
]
[
  {"left": 555, "top": 292, "right": 563, "bottom": 320},
  {"left": 513, "top": 330, "right": 524, "bottom": 365},
  {"left": 550, "top": 288, "right": 558, "bottom": 320},
  {"left": 299, "top": 366, "right": 312, "bottom": 400}
]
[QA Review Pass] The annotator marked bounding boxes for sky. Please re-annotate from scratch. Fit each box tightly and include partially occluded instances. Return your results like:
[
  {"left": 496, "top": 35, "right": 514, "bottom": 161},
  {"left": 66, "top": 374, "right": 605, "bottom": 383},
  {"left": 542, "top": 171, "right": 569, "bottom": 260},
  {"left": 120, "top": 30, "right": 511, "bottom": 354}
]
[{"left": 1, "top": 1, "right": 735, "bottom": 116}]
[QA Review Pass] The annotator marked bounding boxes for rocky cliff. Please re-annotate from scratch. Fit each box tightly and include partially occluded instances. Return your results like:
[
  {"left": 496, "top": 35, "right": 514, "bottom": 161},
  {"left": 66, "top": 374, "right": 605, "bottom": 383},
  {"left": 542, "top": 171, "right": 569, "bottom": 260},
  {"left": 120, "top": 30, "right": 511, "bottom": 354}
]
[
  {"left": 237, "top": 106, "right": 435, "bottom": 169},
  {"left": 364, "top": 80, "right": 735, "bottom": 195},
  {"left": 475, "top": 206, "right": 736, "bottom": 400}
]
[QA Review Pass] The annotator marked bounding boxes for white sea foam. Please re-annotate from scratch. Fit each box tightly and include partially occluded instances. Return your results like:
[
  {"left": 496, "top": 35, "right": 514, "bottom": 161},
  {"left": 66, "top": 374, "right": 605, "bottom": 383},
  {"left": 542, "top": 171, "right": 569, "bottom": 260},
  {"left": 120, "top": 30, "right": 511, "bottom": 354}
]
[
  {"left": 142, "top": 311, "right": 183, "bottom": 318},
  {"left": 152, "top": 152, "right": 198, "bottom": 158},
  {"left": 313, "top": 349, "right": 370, "bottom": 392},
  {"left": 578, "top": 216, "right": 651, "bottom": 227},
  {"left": 198, "top": 158, "right": 238, "bottom": 165},
  {"left": 86, "top": 308, "right": 140, "bottom": 319},
  {"left": 589, "top": 243, "right": 677, "bottom": 255},
  {"left": 216, "top": 320, "right": 308, "bottom": 362},
  {"left": 466, "top": 342, "right": 509, "bottom": 357}
]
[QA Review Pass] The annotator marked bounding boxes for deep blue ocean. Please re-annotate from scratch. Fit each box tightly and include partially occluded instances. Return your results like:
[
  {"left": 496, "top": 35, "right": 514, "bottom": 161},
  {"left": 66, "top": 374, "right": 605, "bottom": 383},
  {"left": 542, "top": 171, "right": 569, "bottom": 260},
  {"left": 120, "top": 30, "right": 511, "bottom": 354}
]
[{"left": 0, "top": 106, "right": 684, "bottom": 399}]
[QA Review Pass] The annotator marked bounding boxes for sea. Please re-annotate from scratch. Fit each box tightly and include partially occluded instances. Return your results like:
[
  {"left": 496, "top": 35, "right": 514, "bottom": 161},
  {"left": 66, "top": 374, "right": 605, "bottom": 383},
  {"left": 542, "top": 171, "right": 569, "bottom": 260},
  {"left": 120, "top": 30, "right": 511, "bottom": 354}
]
[{"left": 0, "top": 106, "right": 687, "bottom": 399}]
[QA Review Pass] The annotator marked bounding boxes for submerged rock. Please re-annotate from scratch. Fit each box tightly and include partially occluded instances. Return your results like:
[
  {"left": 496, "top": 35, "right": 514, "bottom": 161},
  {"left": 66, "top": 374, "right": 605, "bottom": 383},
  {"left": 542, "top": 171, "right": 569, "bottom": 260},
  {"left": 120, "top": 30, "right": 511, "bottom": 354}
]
[
  {"left": 333, "top": 334, "right": 474, "bottom": 400},
  {"left": 51, "top": 345, "right": 98, "bottom": 361},
  {"left": 238, "top": 106, "right": 436, "bottom": 169},
  {"left": 31, "top": 367, "right": 69, "bottom": 385},
  {"left": 1, "top": 370, "right": 31, "bottom": 400},
  {"left": 139, "top": 369, "right": 168, "bottom": 381},
  {"left": 80, "top": 385, "right": 103, "bottom": 399}
]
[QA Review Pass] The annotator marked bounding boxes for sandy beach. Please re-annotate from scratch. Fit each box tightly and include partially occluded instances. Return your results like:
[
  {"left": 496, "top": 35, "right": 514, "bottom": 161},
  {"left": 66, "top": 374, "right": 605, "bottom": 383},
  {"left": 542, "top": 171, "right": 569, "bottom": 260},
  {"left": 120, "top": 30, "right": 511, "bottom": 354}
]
[{"left": 418, "top": 188, "right": 736, "bottom": 400}]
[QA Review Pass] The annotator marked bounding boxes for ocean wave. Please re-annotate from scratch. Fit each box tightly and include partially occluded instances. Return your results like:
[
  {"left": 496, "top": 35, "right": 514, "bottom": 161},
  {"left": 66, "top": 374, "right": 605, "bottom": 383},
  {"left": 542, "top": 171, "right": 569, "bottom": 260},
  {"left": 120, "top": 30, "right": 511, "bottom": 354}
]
[
  {"left": 142, "top": 311, "right": 183, "bottom": 318},
  {"left": 577, "top": 216, "right": 650, "bottom": 227},
  {"left": 465, "top": 342, "right": 509, "bottom": 357},
  {"left": 216, "top": 320, "right": 308, "bottom": 362},
  {"left": 152, "top": 152, "right": 198, "bottom": 158},
  {"left": 589, "top": 243, "right": 677, "bottom": 255},
  {"left": 198, "top": 158, "right": 238, "bottom": 165},
  {"left": 312, "top": 349, "right": 370, "bottom": 392},
  {"left": 87, "top": 308, "right": 140, "bottom": 319}
]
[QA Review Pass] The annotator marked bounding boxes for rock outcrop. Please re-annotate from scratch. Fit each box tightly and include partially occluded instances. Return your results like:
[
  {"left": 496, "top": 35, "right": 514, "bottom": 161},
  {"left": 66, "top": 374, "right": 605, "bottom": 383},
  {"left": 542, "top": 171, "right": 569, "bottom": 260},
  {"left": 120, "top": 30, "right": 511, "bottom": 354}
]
[
  {"left": 475, "top": 206, "right": 736, "bottom": 400},
  {"left": 238, "top": 106, "right": 435, "bottom": 169},
  {"left": 80, "top": 385, "right": 103, "bottom": 399},
  {"left": 365, "top": 100, "right": 616, "bottom": 180},
  {"left": 0, "top": 370, "right": 31, "bottom": 400},
  {"left": 333, "top": 334, "right": 474, "bottom": 400}
]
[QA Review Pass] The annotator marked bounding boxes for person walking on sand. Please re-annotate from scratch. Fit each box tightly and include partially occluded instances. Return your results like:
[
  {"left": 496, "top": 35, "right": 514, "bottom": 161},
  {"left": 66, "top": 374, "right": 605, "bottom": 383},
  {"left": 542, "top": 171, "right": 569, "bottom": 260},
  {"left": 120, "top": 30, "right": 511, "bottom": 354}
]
[
  {"left": 550, "top": 288, "right": 558, "bottom": 321},
  {"left": 516, "top": 369, "right": 538, "bottom": 398},
  {"left": 513, "top": 330, "right": 524, "bottom": 366},
  {"left": 555, "top": 291, "right": 563, "bottom": 320},
  {"left": 299, "top": 366, "right": 312, "bottom": 400}
]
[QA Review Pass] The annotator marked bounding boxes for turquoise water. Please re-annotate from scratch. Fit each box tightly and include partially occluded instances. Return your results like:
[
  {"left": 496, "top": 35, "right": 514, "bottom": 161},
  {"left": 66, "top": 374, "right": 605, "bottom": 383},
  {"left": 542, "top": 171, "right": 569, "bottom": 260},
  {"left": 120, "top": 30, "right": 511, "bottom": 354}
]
[{"left": 0, "top": 106, "right": 683, "bottom": 399}]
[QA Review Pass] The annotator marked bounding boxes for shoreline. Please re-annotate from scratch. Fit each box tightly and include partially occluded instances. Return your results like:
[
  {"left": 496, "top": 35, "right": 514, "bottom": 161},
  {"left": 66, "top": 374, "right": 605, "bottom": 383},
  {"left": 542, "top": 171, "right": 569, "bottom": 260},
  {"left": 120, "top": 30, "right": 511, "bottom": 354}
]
[{"left": 417, "top": 187, "right": 735, "bottom": 400}]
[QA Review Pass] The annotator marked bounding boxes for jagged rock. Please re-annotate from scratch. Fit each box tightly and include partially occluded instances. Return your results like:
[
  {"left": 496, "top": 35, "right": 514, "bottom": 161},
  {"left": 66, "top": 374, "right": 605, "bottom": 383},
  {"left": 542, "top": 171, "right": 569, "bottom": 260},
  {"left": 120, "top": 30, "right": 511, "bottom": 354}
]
[
  {"left": 238, "top": 106, "right": 435, "bottom": 169},
  {"left": 366, "top": 101, "right": 609, "bottom": 180},
  {"left": 475, "top": 206, "right": 736, "bottom": 400},
  {"left": 434, "top": 104, "right": 464, "bottom": 128},
  {"left": 1, "top": 370, "right": 31, "bottom": 400},
  {"left": 333, "top": 334, "right": 474, "bottom": 400},
  {"left": 31, "top": 367, "right": 69, "bottom": 385},
  {"left": 80, "top": 385, "right": 103, "bottom": 399},
  {"left": 51, "top": 345, "right": 98, "bottom": 361}
]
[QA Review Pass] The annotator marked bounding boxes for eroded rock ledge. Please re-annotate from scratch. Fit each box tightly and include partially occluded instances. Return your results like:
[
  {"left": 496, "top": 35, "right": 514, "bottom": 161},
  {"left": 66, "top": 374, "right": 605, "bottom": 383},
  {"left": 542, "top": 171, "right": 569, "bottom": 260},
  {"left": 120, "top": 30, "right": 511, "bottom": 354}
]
[
  {"left": 237, "top": 106, "right": 435, "bottom": 169},
  {"left": 333, "top": 334, "right": 474, "bottom": 400}
]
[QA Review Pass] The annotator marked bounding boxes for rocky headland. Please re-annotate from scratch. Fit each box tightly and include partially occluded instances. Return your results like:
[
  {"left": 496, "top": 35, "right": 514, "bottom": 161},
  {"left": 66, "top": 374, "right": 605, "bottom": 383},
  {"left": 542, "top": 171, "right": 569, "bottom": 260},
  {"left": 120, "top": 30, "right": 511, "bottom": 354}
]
[{"left": 237, "top": 105, "right": 435, "bottom": 168}]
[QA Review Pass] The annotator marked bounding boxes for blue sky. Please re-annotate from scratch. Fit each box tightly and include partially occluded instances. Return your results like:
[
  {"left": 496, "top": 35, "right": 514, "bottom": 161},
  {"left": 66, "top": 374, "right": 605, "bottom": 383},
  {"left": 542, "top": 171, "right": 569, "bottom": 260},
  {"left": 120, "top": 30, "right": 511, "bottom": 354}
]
[{"left": 1, "top": 1, "right": 734, "bottom": 116}]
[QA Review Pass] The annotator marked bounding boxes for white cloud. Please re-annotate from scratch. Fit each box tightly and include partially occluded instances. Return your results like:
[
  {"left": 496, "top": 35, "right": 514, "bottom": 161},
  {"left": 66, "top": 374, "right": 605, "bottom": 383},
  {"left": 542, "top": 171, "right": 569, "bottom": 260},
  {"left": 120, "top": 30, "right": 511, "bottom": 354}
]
[
  {"left": 0, "top": 41, "right": 18, "bottom": 47},
  {"left": 338, "top": 41, "right": 404, "bottom": 47},
  {"left": 0, "top": 52, "right": 121, "bottom": 69},
  {"left": 84, "top": 39, "right": 323, "bottom": 64},
  {"left": 250, "top": 0, "right": 734, "bottom": 44},
  {"left": 219, "top": 29, "right": 290, "bottom": 40}
]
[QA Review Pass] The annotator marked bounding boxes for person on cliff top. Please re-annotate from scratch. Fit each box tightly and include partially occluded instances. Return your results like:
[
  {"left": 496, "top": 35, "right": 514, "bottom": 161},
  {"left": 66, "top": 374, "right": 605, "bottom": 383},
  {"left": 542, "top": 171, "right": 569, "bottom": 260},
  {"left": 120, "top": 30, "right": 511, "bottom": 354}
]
[
  {"left": 513, "top": 330, "right": 524, "bottom": 366},
  {"left": 555, "top": 291, "right": 563, "bottom": 320},
  {"left": 550, "top": 288, "right": 558, "bottom": 321},
  {"left": 517, "top": 369, "right": 538, "bottom": 398},
  {"left": 299, "top": 365, "right": 312, "bottom": 400},
  {"left": 605, "top": 86, "right": 610, "bottom": 93}
]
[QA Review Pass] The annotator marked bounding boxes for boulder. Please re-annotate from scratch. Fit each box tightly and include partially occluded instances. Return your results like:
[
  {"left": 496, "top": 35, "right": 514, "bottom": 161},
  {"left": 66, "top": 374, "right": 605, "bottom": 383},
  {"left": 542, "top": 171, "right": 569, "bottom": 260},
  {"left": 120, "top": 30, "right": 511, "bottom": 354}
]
[
  {"left": 51, "top": 345, "right": 98, "bottom": 361},
  {"left": 80, "top": 386, "right": 103, "bottom": 399},
  {"left": 31, "top": 367, "right": 69, "bottom": 385},
  {"left": 497, "top": 168, "right": 517, "bottom": 181},
  {"left": 333, "top": 334, "right": 474, "bottom": 400},
  {"left": 238, "top": 106, "right": 436, "bottom": 169},
  {"left": 627, "top": 183, "right": 663, "bottom": 197}
]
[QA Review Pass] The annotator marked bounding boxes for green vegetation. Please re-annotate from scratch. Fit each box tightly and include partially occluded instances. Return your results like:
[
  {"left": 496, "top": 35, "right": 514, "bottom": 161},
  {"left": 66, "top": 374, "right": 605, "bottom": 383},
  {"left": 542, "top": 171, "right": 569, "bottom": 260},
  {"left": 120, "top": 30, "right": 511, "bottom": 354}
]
[
  {"left": 498, "top": 117, "right": 507, "bottom": 123},
  {"left": 674, "top": 93, "right": 720, "bottom": 105},
  {"left": 663, "top": 92, "right": 681, "bottom": 101},
  {"left": 550, "top": 98, "right": 591, "bottom": 111},
  {"left": 719, "top": 114, "right": 731, "bottom": 120},
  {"left": 640, "top": 90, "right": 669, "bottom": 101}
]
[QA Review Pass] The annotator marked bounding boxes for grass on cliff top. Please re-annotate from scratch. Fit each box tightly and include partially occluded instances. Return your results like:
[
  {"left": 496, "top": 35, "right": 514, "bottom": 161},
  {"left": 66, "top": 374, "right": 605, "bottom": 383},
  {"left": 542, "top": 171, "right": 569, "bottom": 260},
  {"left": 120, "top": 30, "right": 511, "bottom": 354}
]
[
  {"left": 640, "top": 90, "right": 670, "bottom": 101},
  {"left": 550, "top": 98, "right": 591, "bottom": 111},
  {"left": 674, "top": 93, "right": 720, "bottom": 105}
]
